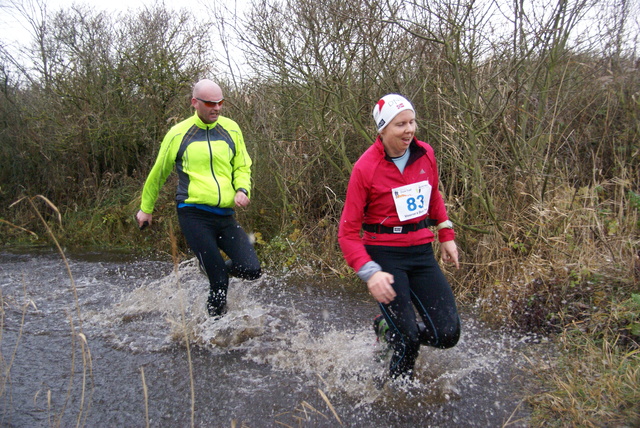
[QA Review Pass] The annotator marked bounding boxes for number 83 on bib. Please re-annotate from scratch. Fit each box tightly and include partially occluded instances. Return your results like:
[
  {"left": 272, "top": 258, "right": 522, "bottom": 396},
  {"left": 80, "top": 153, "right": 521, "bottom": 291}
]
[{"left": 391, "top": 180, "right": 432, "bottom": 222}]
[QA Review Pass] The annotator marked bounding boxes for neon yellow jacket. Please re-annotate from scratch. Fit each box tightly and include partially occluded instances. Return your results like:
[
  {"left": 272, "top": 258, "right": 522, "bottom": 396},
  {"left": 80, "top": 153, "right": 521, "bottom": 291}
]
[{"left": 140, "top": 113, "right": 252, "bottom": 214}]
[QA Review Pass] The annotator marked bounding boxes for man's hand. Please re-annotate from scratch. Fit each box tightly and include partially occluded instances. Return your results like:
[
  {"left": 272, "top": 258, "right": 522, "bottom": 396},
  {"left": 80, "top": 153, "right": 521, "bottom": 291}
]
[
  {"left": 136, "top": 210, "right": 152, "bottom": 230},
  {"left": 367, "top": 271, "right": 396, "bottom": 304},
  {"left": 234, "top": 190, "right": 250, "bottom": 208},
  {"left": 440, "top": 240, "right": 460, "bottom": 269}
]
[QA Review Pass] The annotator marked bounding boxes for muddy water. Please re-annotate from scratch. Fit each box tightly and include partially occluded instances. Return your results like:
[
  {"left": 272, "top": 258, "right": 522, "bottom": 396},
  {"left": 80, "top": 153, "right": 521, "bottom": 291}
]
[{"left": 0, "top": 250, "right": 550, "bottom": 427}]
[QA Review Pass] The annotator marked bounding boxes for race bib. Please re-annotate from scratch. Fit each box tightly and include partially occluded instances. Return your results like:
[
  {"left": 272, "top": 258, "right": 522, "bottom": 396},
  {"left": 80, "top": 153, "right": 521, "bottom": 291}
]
[{"left": 391, "top": 180, "right": 432, "bottom": 221}]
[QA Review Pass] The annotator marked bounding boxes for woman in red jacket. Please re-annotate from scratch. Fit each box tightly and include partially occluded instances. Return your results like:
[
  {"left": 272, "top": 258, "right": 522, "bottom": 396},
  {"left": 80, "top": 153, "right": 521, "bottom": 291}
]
[{"left": 338, "top": 94, "right": 461, "bottom": 380}]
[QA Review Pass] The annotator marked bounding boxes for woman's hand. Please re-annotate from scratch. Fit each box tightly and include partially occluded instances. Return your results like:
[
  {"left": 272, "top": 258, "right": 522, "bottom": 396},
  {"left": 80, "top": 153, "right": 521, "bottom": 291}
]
[
  {"left": 367, "top": 271, "right": 396, "bottom": 304},
  {"left": 440, "top": 240, "right": 460, "bottom": 269}
]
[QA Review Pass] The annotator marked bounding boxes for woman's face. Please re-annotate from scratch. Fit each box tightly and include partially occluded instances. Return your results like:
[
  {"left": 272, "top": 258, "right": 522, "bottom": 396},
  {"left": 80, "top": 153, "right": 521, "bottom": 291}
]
[{"left": 379, "top": 109, "right": 416, "bottom": 157}]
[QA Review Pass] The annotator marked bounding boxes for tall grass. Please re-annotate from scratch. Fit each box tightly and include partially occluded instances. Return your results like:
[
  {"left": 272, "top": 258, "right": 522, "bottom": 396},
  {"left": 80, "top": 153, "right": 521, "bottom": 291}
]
[{"left": 529, "top": 294, "right": 640, "bottom": 426}]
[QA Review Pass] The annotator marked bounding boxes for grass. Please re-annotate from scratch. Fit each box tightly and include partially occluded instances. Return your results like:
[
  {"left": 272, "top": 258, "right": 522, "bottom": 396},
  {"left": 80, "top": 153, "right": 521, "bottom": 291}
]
[
  {"left": 529, "top": 307, "right": 640, "bottom": 426},
  {"left": 457, "top": 181, "right": 640, "bottom": 427},
  {"left": 539, "top": 293, "right": 640, "bottom": 426},
  {"left": 273, "top": 389, "right": 343, "bottom": 427}
]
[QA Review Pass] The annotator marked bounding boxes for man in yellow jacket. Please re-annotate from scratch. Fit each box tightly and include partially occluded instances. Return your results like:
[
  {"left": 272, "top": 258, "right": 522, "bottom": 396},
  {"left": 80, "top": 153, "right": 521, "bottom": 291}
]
[{"left": 136, "top": 79, "right": 261, "bottom": 317}]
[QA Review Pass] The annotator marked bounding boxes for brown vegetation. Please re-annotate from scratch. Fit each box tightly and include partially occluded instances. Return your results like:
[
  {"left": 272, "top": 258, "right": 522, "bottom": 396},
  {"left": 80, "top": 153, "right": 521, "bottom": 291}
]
[{"left": 1, "top": 0, "right": 638, "bottom": 425}]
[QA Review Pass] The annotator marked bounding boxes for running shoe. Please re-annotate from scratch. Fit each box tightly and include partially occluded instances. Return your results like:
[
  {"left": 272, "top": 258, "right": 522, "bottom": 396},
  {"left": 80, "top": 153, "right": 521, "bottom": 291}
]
[
  {"left": 373, "top": 314, "right": 392, "bottom": 361},
  {"left": 373, "top": 314, "right": 390, "bottom": 344}
]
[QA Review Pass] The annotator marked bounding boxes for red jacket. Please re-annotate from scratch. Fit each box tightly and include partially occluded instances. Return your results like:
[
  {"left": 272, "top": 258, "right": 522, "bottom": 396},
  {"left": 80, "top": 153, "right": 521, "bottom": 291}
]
[{"left": 338, "top": 137, "right": 455, "bottom": 273}]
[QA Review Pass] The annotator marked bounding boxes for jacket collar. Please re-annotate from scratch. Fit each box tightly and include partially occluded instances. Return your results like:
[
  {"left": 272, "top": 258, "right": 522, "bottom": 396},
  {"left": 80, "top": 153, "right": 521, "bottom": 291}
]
[
  {"left": 375, "top": 136, "right": 426, "bottom": 164},
  {"left": 193, "top": 112, "right": 219, "bottom": 129}
]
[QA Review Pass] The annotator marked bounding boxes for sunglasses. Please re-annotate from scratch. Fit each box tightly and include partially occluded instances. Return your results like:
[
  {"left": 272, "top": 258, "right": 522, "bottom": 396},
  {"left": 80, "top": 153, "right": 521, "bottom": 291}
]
[{"left": 196, "top": 97, "right": 224, "bottom": 107}]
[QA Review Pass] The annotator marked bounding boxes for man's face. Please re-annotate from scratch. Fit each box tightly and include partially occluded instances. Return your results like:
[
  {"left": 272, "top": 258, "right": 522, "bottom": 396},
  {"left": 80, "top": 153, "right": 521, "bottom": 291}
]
[{"left": 192, "top": 90, "right": 224, "bottom": 124}]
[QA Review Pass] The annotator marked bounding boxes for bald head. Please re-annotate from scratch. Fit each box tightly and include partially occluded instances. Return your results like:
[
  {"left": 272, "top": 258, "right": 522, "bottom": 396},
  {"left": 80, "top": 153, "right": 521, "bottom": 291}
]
[
  {"left": 192, "top": 79, "right": 224, "bottom": 124},
  {"left": 193, "top": 79, "right": 223, "bottom": 101}
]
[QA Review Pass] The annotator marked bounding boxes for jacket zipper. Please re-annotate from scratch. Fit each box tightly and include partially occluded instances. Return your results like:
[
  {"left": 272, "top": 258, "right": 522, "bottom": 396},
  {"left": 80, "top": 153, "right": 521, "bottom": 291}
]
[{"left": 207, "top": 127, "right": 222, "bottom": 206}]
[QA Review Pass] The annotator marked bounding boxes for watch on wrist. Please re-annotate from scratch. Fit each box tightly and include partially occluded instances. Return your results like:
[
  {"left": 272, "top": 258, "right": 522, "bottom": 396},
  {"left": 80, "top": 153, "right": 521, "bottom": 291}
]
[
  {"left": 436, "top": 220, "right": 454, "bottom": 231},
  {"left": 237, "top": 188, "right": 249, "bottom": 196}
]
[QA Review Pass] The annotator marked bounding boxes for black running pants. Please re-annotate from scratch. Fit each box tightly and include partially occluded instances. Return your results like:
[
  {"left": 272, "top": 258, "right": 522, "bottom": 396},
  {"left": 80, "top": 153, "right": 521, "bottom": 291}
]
[
  {"left": 365, "top": 243, "right": 460, "bottom": 378},
  {"left": 178, "top": 206, "right": 261, "bottom": 315}
]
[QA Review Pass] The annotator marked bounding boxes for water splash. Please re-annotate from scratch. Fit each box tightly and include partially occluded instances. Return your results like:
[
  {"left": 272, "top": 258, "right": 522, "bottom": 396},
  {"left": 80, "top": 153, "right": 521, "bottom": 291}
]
[
  {"left": 94, "top": 257, "right": 539, "bottom": 413},
  {"left": 1, "top": 251, "right": 545, "bottom": 426}
]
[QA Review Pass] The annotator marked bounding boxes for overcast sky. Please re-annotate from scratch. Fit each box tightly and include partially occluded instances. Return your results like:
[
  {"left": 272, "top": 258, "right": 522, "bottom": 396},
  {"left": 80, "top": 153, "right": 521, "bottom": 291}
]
[
  {"left": 2, "top": 0, "right": 638, "bottom": 70},
  {"left": 0, "top": 0, "right": 248, "bottom": 52},
  {"left": 1, "top": 0, "right": 153, "bottom": 44}
]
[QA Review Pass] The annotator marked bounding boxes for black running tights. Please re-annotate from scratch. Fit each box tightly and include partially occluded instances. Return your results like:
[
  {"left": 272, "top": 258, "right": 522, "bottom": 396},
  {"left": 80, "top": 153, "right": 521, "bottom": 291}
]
[
  {"left": 178, "top": 207, "right": 261, "bottom": 315},
  {"left": 365, "top": 243, "right": 460, "bottom": 378}
]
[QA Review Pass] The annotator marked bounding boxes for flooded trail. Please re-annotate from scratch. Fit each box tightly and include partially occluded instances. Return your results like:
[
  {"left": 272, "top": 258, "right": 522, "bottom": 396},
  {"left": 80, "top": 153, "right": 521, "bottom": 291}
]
[{"left": 0, "top": 250, "right": 550, "bottom": 427}]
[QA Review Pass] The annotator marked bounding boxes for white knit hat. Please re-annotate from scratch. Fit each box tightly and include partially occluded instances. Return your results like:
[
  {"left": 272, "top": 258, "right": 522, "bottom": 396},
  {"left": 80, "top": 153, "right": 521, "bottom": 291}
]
[{"left": 372, "top": 94, "right": 414, "bottom": 132}]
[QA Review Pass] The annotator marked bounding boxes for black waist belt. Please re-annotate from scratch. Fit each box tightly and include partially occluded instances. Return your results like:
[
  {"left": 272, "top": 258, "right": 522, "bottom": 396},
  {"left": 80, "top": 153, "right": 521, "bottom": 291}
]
[{"left": 362, "top": 218, "right": 438, "bottom": 234}]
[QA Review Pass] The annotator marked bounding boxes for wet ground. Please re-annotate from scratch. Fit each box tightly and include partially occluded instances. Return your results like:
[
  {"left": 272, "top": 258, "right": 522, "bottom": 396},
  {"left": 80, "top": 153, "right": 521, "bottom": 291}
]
[{"left": 0, "top": 249, "right": 552, "bottom": 427}]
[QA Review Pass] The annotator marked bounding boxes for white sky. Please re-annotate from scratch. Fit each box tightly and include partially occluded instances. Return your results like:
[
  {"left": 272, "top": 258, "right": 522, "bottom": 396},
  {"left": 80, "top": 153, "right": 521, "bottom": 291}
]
[
  {"left": 2, "top": 0, "right": 638, "bottom": 68},
  {"left": 1, "top": 0, "right": 156, "bottom": 45},
  {"left": 0, "top": 0, "right": 248, "bottom": 52}
]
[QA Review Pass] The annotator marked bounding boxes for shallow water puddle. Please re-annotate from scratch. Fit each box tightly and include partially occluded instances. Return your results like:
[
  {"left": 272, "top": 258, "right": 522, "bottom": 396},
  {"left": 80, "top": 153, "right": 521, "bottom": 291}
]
[{"left": 0, "top": 250, "right": 551, "bottom": 427}]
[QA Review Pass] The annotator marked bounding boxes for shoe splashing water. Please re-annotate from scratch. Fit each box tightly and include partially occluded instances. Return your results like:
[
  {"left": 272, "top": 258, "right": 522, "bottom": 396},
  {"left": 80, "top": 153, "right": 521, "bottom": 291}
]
[{"left": 373, "top": 314, "right": 392, "bottom": 360}]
